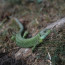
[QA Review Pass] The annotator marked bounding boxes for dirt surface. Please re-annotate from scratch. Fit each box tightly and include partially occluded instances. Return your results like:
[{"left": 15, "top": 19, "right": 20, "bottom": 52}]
[{"left": 0, "top": 0, "right": 65, "bottom": 65}]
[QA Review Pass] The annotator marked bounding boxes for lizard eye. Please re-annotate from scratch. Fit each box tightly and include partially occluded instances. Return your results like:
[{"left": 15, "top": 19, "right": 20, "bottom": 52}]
[{"left": 44, "top": 30, "right": 47, "bottom": 33}]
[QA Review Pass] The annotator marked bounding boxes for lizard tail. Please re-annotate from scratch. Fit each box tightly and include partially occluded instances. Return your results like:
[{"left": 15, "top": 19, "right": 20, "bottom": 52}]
[{"left": 14, "top": 18, "right": 24, "bottom": 33}]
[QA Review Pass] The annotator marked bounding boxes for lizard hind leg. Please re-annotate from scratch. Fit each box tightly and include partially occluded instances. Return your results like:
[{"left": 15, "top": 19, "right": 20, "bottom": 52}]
[{"left": 23, "top": 31, "right": 28, "bottom": 38}]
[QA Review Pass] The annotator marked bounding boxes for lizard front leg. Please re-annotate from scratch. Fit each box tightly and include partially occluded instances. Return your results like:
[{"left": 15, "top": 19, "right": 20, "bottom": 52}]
[{"left": 32, "top": 44, "right": 38, "bottom": 52}]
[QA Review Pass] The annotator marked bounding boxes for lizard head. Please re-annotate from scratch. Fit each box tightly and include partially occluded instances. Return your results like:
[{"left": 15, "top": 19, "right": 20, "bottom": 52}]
[{"left": 39, "top": 29, "right": 51, "bottom": 43}]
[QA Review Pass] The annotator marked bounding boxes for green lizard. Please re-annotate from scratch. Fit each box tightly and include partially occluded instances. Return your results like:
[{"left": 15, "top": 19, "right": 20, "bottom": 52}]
[{"left": 14, "top": 18, "right": 51, "bottom": 51}]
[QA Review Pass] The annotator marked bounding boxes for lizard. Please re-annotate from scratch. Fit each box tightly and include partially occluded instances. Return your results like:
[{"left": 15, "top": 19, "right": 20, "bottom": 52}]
[{"left": 14, "top": 18, "right": 51, "bottom": 51}]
